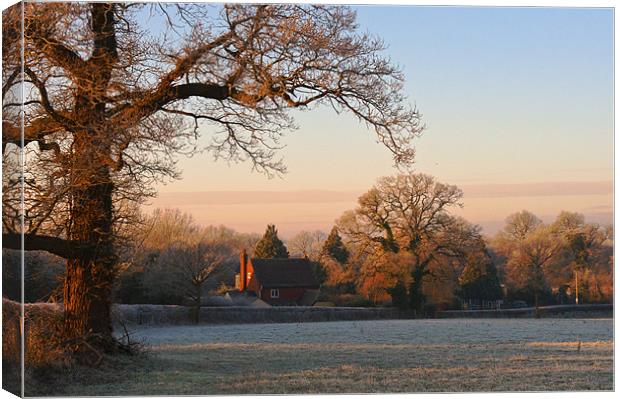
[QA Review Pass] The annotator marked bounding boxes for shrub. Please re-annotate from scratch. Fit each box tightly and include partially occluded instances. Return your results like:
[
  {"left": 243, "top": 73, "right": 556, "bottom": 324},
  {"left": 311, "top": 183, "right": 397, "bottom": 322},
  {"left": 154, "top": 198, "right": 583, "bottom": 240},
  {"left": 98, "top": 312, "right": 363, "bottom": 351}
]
[
  {"left": 334, "top": 294, "right": 375, "bottom": 307},
  {"left": 23, "top": 302, "right": 67, "bottom": 368},
  {"left": 2, "top": 298, "right": 71, "bottom": 393}
]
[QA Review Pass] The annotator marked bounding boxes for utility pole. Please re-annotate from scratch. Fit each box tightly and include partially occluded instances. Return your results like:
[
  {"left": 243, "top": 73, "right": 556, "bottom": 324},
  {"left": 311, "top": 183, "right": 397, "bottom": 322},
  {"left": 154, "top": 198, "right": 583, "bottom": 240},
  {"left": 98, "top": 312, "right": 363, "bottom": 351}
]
[{"left": 575, "top": 270, "right": 579, "bottom": 305}]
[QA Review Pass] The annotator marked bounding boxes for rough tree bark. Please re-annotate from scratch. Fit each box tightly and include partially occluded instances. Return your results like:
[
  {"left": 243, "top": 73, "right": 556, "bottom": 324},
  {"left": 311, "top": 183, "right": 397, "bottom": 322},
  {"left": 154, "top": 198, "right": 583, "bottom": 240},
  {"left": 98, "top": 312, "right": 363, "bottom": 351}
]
[
  {"left": 63, "top": 162, "right": 116, "bottom": 345},
  {"left": 62, "top": 3, "right": 118, "bottom": 346}
]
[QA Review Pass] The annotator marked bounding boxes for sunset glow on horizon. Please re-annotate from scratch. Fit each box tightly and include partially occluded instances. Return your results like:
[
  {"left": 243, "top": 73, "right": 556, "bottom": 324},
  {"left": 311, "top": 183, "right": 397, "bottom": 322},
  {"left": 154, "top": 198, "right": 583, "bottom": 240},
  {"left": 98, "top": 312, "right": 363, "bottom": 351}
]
[
  {"left": 145, "top": 180, "right": 613, "bottom": 238},
  {"left": 146, "top": 6, "right": 613, "bottom": 238}
]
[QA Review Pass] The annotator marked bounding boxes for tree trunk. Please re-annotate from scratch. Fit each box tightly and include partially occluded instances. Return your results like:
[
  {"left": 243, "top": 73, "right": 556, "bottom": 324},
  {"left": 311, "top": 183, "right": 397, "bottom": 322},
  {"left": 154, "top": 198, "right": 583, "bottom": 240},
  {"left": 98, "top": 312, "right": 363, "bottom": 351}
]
[
  {"left": 408, "top": 266, "right": 425, "bottom": 314},
  {"left": 194, "top": 284, "right": 202, "bottom": 324},
  {"left": 64, "top": 254, "right": 115, "bottom": 346},
  {"left": 63, "top": 147, "right": 116, "bottom": 349}
]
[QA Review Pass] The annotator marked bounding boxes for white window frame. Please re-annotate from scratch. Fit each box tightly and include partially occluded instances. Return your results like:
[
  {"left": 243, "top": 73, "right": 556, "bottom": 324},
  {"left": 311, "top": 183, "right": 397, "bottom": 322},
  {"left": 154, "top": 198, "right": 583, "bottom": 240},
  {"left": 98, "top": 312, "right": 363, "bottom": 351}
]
[{"left": 270, "top": 288, "right": 279, "bottom": 298}]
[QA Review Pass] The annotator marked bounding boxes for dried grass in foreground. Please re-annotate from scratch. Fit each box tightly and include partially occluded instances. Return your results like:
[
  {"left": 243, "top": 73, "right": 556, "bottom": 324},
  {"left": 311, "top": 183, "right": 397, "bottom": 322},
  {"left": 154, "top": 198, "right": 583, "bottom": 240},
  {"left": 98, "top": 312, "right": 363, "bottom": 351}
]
[{"left": 29, "top": 319, "right": 613, "bottom": 396}]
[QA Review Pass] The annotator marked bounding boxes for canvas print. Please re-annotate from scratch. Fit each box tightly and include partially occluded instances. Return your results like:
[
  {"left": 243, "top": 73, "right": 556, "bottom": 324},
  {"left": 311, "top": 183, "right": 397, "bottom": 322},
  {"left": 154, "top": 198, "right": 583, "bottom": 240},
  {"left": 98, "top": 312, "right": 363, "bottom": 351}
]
[{"left": 1, "top": 1, "right": 614, "bottom": 396}]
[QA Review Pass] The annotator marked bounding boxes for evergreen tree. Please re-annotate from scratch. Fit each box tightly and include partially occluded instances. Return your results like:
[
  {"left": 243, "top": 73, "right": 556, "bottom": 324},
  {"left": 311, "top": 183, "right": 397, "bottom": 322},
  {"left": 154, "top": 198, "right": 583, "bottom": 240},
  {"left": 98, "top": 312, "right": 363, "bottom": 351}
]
[
  {"left": 254, "top": 225, "right": 290, "bottom": 258},
  {"left": 322, "top": 227, "right": 350, "bottom": 264},
  {"left": 458, "top": 252, "right": 503, "bottom": 301},
  {"left": 311, "top": 261, "right": 328, "bottom": 285}
]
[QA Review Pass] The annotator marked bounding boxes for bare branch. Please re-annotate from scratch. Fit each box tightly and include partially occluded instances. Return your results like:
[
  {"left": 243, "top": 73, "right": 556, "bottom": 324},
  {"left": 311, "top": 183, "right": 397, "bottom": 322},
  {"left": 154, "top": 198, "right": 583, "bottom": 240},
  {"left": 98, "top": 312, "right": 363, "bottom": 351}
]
[{"left": 2, "top": 233, "right": 94, "bottom": 259}]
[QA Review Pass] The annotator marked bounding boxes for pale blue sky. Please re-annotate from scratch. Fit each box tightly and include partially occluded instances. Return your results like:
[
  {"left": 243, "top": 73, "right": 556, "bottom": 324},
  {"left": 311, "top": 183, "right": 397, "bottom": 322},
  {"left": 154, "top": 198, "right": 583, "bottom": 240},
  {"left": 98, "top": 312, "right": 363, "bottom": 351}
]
[
  {"left": 149, "top": 6, "right": 613, "bottom": 235},
  {"left": 353, "top": 6, "right": 613, "bottom": 184}
]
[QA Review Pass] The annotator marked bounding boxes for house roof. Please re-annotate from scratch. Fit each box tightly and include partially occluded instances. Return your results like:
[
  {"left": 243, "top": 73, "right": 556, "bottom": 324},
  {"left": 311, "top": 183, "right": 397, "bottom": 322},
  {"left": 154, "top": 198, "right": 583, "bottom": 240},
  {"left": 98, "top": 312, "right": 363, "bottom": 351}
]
[{"left": 250, "top": 258, "right": 319, "bottom": 288}]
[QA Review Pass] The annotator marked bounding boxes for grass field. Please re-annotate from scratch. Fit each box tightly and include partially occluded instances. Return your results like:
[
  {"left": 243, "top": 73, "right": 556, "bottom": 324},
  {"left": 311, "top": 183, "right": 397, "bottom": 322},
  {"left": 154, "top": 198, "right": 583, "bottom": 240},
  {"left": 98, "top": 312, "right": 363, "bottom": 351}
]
[{"left": 30, "top": 318, "right": 613, "bottom": 395}]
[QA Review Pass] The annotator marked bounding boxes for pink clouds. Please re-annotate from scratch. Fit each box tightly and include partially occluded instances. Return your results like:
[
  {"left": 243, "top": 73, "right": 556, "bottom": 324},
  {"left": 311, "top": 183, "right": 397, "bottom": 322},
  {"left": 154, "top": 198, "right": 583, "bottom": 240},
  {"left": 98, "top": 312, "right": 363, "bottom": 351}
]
[{"left": 144, "top": 180, "right": 612, "bottom": 238}]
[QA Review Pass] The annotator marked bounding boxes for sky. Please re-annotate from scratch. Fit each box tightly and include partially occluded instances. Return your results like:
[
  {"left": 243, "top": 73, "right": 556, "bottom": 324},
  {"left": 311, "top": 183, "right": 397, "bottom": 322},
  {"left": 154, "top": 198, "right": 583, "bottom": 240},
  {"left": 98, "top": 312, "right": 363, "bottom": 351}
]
[{"left": 146, "top": 5, "right": 613, "bottom": 238}]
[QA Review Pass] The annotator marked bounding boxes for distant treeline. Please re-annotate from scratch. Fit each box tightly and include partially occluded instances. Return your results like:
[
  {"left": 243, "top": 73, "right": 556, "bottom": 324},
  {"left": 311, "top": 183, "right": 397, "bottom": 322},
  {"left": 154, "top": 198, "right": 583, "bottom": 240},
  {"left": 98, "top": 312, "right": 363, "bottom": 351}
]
[{"left": 3, "top": 173, "right": 613, "bottom": 313}]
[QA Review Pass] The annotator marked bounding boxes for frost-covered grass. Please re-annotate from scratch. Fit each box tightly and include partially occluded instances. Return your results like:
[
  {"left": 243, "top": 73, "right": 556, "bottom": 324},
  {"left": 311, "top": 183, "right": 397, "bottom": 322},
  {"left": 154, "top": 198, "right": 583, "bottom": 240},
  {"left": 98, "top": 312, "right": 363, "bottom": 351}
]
[
  {"left": 34, "top": 318, "right": 613, "bottom": 396},
  {"left": 129, "top": 318, "right": 614, "bottom": 345}
]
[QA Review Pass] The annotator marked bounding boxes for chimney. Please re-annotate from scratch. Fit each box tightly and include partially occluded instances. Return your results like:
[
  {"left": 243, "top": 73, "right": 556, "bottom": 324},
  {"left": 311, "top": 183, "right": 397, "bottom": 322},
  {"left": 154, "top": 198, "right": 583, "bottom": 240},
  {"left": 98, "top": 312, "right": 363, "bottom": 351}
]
[{"left": 240, "top": 249, "right": 248, "bottom": 291}]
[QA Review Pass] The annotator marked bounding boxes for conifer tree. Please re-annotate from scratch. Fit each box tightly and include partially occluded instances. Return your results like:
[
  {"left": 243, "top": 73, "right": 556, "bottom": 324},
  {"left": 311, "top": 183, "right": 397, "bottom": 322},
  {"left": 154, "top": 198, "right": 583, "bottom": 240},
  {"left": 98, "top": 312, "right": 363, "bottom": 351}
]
[
  {"left": 254, "top": 225, "right": 290, "bottom": 258},
  {"left": 322, "top": 227, "right": 350, "bottom": 264}
]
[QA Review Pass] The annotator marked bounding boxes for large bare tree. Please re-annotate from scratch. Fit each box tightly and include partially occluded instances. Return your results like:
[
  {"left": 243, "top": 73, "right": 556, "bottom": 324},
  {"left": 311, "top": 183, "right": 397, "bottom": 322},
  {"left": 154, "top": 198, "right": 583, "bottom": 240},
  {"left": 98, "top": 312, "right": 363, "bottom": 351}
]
[
  {"left": 502, "top": 225, "right": 561, "bottom": 308},
  {"left": 2, "top": 3, "right": 422, "bottom": 348},
  {"left": 338, "top": 173, "right": 483, "bottom": 310}
]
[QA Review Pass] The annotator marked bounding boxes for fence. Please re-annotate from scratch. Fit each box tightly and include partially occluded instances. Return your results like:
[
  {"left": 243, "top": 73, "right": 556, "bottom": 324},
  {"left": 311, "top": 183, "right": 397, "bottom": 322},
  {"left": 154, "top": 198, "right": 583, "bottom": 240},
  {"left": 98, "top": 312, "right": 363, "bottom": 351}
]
[
  {"left": 113, "top": 304, "right": 415, "bottom": 326},
  {"left": 436, "top": 303, "right": 613, "bottom": 319}
]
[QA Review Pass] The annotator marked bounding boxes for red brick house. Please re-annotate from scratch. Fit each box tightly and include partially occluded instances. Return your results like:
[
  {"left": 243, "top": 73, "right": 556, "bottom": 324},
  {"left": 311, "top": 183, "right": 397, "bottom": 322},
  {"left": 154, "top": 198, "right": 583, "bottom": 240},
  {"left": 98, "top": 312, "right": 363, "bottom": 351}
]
[{"left": 235, "top": 250, "right": 320, "bottom": 306}]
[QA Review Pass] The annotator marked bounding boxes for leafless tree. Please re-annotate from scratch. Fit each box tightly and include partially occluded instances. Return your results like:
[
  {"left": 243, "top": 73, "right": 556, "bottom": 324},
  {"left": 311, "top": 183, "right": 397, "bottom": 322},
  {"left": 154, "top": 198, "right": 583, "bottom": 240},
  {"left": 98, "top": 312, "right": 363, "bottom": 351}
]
[
  {"left": 150, "top": 241, "right": 230, "bottom": 323},
  {"left": 491, "top": 210, "right": 613, "bottom": 307},
  {"left": 2, "top": 3, "right": 423, "bottom": 348},
  {"left": 115, "top": 207, "right": 258, "bottom": 304},
  {"left": 338, "top": 173, "right": 482, "bottom": 310},
  {"left": 503, "top": 225, "right": 561, "bottom": 309},
  {"left": 287, "top": 230, "right": 326, "bottom": 260},
  {"left": 550, "top": 211, "right": 611, "bottom": 304},
  {"left": 501, "top": 210, "right": 542, "bottom": 241}
]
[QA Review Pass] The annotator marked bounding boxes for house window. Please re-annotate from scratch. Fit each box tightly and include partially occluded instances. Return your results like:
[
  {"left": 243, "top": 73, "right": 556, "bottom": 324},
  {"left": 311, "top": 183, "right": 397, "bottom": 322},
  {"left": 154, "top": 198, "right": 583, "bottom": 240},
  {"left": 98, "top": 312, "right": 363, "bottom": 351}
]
[{"left": 270, "top": 289, "right": 279, "bottom": 298}]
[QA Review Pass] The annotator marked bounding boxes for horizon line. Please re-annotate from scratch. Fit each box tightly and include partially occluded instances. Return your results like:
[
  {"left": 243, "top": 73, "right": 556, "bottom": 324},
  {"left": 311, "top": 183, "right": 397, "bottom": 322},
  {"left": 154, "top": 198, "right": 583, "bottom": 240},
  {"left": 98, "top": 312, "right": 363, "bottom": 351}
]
[{"left": 150, "top": 180, "right": 613, "bottom": 205}]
